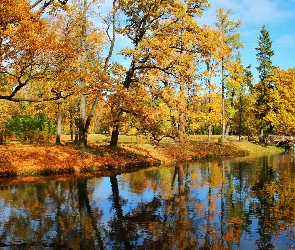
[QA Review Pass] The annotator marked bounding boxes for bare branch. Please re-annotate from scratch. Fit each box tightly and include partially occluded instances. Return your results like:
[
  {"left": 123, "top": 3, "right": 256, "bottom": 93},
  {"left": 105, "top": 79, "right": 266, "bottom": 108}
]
[
  {"left": 0, "top": 92, "right": 72, "bottom": 103},
  {"left": 31, "top": 0, "right": 44, "bottom": 9}
]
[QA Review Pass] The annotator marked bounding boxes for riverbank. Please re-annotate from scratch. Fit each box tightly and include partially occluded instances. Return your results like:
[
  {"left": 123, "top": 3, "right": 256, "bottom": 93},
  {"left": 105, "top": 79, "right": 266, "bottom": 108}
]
[{"left": 0, "top": 141, "right": 285, "bottom": 178}]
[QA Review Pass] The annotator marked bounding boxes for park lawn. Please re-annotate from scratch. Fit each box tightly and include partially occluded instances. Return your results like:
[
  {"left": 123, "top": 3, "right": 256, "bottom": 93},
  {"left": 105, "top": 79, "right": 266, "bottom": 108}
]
[
  {"left": 0, "top": 138, "right": 285, "bottom": 178},
  {"left": 60, "top": 134, "right": 244, "bottom": 143}
]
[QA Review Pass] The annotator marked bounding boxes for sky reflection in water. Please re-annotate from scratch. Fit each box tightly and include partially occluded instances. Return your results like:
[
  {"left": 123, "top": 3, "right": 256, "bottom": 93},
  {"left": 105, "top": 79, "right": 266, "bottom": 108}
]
[{"left": 0, "top": 153, "right": 295, "bottom": 249}]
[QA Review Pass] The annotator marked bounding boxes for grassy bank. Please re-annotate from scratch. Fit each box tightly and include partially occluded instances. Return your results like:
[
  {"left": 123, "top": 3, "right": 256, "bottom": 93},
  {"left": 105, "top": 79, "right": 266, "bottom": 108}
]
[
  {"left": 0, "top": 138, "right": 285, "bottom": 178},
  {"left": 231, "top": 141, "right": 286, "bottom": 156}
]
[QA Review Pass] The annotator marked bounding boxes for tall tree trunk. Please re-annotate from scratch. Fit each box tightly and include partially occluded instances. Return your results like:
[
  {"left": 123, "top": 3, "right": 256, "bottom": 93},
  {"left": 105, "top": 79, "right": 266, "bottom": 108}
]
[
  {"left": 225, "top": 123, "right": 230, "bottom": 139},
  {"left": 83, "top": 0, "right": 116, "bottom": 147},
  {"left": 84, "top": 95, "right": 100, "bottom": 139},
  {"left": 78, "top": 0, "right": 88, "bottom": 148},
  {"left": 206, "top": 62, "right": 213, "bottom": 142},
  {"left": 110, "top": 123, "right": 119, "bottom": 147},
  {"left": 69, "top": 110, "right": 74, "bottom": 141},
  {"left": 56, "top": 101, "right": 62, "bottom": 144},
  {"left": 79, "top": 95, "right": 87, "bottom": 147},
  {"left": 75, "top": 117, "right": 79, "bottom": 143},
  {"left": 238, "top": 94, "right": 242, "bottom": 141},
  {"left": 178, "top": 113, "right": 186, "bottom": 143},
  {"left": 208, "top": 123, "right": 212, "bottom": 141},
  {"left": 109, "top": 64, "right": 135, "bottom": 147},
  {"left": 177, "top": 79, "right": 187, "bottom": 143},
  {"left": 260, "top": 128, "right": 264, "bottom": 143},
  {"left": 221, "top": 59, "right": 226, "bottom": 140}
]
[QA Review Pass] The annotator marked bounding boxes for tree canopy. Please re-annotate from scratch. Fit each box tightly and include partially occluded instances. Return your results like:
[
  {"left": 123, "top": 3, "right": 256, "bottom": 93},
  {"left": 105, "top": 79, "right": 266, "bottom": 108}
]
[{"left": 1, "top": 0, "right": 294, "bottom": 145}]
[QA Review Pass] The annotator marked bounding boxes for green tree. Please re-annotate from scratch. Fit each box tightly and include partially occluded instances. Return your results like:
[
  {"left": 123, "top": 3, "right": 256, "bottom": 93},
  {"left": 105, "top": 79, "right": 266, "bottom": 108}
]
[
  {"left": 254, "top": 25, "right": 275, "bottom": 137},
  {"left": 256, "top": 25, "right": 275, "bottom": 82},
  {"left": 4, "top": 114, "right": 55, "bottom": 142}
]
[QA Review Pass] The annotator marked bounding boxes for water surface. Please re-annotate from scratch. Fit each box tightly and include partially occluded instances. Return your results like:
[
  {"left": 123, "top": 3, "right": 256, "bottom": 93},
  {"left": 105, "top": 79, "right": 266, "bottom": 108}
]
[{"left": 1, "top": 153, "right": 295, "bottom": 249}]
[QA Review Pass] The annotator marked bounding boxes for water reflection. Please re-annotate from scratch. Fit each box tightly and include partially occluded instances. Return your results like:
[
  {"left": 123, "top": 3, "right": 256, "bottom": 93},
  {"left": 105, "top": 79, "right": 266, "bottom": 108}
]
[{"left": 1, "top": 153, "right": 295, "bottom": 249}]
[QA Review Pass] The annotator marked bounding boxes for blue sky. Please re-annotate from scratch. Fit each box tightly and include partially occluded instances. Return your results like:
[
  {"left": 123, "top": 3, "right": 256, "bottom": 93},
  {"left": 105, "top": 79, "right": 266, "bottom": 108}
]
[
  {"left": 100, "top": 0, "right": 295, "bottom": 83},
  {"left": 199, "top": 0, "right": 295, "bottom": 82}
]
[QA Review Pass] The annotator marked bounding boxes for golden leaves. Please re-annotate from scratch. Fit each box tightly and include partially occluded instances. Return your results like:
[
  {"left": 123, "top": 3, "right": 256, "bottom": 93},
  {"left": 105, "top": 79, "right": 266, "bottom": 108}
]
[
  {"left": 253, "top": 67, "right": 295, "bottom": 134},
  {"left": 1, "top": 0, "right": 81, "bottom": 102}
]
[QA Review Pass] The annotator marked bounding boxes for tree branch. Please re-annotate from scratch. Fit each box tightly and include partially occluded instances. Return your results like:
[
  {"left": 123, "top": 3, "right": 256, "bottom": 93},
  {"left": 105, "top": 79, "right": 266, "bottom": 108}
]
[{"left": 0, "top": 92, "right": 72, "bottom": 103}]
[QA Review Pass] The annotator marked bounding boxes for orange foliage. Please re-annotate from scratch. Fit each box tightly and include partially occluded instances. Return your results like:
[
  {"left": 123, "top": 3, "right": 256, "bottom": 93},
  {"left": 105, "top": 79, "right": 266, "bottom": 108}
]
[
  {"left": 0, "top": 142, "right": 249, "bottom": 178},
  {"left": 0, "top": 143, "right": 157, "bottom": 177}
]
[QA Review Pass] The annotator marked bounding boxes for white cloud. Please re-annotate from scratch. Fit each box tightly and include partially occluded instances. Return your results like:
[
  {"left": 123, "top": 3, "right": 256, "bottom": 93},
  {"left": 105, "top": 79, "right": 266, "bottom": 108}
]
[
  {"left": 201, "top": 0, "right": 294, "bottom": 26},
  {"left": 276, "top": 35, "right": 295, "bottom": 47},
  {"left": 240, "top": 0, "right": 292, "bottom": 24}
]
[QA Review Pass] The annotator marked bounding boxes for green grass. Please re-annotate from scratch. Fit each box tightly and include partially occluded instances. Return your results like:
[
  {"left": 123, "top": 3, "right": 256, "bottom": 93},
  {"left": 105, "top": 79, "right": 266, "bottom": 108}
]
[
  {"left": 188, "top": 134, "right": 249, "bottom": 142},
  {"left": 60, "top": 134, "right": 285, "bottom": 157},
  {"left": 61, "top": 134, "right": 247, "bottom": 143},
  {"left": 61, "top": 134, "right": 175, "bottom": 144},
  {"left": 231, "top": 141, "right": 285, "bottom": 156}
]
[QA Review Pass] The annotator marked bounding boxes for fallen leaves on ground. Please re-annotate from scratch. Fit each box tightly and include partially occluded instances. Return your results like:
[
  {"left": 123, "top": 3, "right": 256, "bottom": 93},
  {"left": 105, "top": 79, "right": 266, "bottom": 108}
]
[{"left": 0, "top": 141, "right": 249, "bottom": 178}]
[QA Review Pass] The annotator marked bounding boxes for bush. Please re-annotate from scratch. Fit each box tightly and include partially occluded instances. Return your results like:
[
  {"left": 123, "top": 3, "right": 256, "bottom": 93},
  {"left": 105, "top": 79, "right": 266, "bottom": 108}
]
[
  {"left": 218, "top": 137, "right": 224, "bottom": 144},
  {"left": 4, "top": 114, "right": 56, "bottom": 142}
]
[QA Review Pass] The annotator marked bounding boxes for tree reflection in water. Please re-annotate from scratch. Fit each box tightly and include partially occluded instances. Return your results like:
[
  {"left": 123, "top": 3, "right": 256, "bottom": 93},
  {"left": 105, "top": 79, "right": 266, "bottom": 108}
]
[{"left": 0, "top": 153, "right": 295, "bottom": 249}]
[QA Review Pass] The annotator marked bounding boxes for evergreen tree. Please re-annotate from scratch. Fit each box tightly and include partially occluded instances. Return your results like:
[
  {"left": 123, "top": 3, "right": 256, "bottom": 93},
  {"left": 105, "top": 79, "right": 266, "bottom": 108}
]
[
  {"left": 254, "top": 25, "right": 275, "bottom": 137},
  {"left": 255, "top": 25, "right": 274, "bottom": 82}
]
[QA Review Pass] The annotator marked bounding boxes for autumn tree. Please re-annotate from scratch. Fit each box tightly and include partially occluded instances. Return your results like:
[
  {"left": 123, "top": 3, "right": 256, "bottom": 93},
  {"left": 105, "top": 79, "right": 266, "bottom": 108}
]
[
  {"left": 108, "top": 0, "right": 237, "bottom": 146},
  {"left": 272, "top": 68, "right": 295, "bottom": 135},
  {"left": 46, "top": 0, "right": 116, "bottom": 147},
  {"left": 0, "top": 0, "right": 82, "bottom": 145},
  {"left": 227, "top": 57, "right": 254, "bottom": 140},
  {"left": 0, "top": 0, "right": 78, "bottom": 102},
  {"left": 254, "top": 67, "right": 295, "bottom": 135},
  {"left": 188, "top": 84, "right": 222, "bottom": 136},
  {"left": 237, "top": 64, "right": 254, "bottom": 139},
  {"left": 215, "top": 8, "right": 244, "bottom": 139},
  {"left": 31, "top": 0, "right": 69, "bottom": 14},
  {"left": 0, "top": 0, "right": 50, "bottom": 101},
  {"left": 193, "top": 25, "right": 230, "bottom": 138},
  {"left": 67, "top": 0, "right": 117, "bottom": 147}
]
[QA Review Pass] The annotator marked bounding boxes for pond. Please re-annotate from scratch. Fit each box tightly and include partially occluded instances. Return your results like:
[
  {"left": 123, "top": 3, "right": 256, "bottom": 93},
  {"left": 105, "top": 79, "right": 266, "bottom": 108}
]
[{"left": 1, "top": 153, "right": 295, "bottom": 249}]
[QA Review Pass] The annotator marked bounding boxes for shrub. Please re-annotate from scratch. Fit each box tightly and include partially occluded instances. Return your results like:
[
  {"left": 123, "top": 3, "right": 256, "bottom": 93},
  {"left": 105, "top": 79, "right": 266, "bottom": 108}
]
[
  {"left": 4, "top": 114, "right": 56, "bottom": 142},
  {"left": 218, "top": 137, "right": 224, "bottom": 144}
]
